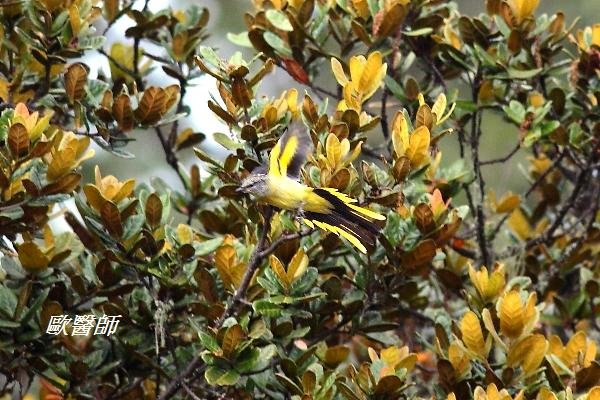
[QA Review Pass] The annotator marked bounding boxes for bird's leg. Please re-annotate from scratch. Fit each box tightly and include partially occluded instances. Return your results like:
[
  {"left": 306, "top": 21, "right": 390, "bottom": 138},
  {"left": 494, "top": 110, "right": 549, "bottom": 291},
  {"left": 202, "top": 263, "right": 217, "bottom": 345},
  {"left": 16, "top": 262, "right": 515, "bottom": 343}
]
[{"left": 295, "top": 203, "right": 306, "bottom": 223}]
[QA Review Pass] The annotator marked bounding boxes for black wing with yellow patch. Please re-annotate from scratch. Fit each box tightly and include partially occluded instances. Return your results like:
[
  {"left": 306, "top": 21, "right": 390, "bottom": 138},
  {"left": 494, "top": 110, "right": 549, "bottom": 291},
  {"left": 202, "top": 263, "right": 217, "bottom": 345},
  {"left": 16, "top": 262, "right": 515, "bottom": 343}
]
[{"left": 269, "top": 128, "right": 313, "bottom": 179}]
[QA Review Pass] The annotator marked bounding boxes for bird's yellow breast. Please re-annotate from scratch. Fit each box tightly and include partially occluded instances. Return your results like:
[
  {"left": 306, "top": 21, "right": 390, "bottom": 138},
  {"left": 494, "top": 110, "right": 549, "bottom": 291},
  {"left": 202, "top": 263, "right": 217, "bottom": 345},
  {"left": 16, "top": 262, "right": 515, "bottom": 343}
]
[{"left": 263, "top": 175, "right": 331, "bottom": 213}]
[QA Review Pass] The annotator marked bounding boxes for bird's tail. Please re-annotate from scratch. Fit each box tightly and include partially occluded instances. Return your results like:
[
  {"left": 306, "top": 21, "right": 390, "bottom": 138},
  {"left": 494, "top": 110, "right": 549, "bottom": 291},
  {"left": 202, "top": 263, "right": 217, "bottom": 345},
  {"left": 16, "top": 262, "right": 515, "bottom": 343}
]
[{"left": 302, "top": 188, "right": 385, "bottom": 254}]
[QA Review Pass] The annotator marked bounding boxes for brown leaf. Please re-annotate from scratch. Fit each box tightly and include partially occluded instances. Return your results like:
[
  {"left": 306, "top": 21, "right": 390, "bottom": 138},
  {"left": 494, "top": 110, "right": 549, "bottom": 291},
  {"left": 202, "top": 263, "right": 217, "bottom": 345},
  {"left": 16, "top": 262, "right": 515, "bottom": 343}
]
[
  {"left": 207, "top": 100, "right": 237, "bottom": 125},
  {"left": 134, "top": 87, "right": 167, "bottom": 125},
  {"left": 145, "top": 193, "right": 163, "bottom": 228},
  {"left": 162, "top": 84, "right": 180, "bottom": 113},
  {"left": 112, "top": 94, "right": 134, "bottom": 132},
  {"left": 577, "top": 361, "right": 600, "bottom": 391},
  {"left": 18, "top": 242, "right": 49, "bottom": 272},
  {"left": 376, "top": 4, "right": 407, "bottom": 37},
  {"left": 101, "top": 201, "right": 123, "bottom": 238},
  {"left": 414, "top": 203, "right": 436, "bottom": 234},
  {"left": 416, "top": 104, "right": 434, "bottom": 130},
  {"left": 41, "top": 173, "right": 82, "bottom": 195},
  {"left": 65, "top": 211, "right": 98, "bottom": 250},
  {"left": 222, "top": 324, "right": 244, "bottom": 359},
  {"left": 323, "top": 345, "right": 350, "bottom": 367},
  {"left": 8, "top": 123, "right": 29, "bottom": 158},
  {"left": 64, "top": 63, "right": 88, "bottom": 102},
  {"left": 400, "top": 239, "right": 437, "bottom": 270},
  {"left": 231, "top": 77, "right": 252, "bottom": 108},
  {"left": 40, "top": 301, "right": 64, "bottom": 332},
  {"left": 194, "top": 266, "right": 219, "bottom": 303},
  {"left": 329, "top": 168, "right": 350, "bottom": 190}
]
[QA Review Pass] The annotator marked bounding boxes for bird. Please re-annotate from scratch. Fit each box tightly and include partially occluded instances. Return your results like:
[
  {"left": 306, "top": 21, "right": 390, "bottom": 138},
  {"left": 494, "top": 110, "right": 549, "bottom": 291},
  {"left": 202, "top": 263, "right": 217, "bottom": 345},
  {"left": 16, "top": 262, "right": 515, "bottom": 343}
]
[{"left": 237, "top": 128, "right": 386, "bottom": 253}]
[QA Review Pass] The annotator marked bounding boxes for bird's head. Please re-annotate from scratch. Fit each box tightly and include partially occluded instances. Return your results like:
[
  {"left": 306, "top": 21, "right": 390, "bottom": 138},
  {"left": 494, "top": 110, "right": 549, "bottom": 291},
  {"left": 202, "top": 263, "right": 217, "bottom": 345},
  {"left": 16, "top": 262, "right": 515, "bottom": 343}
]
[{"left": 237, "top": 166, "right": 268, "bottom": 197}]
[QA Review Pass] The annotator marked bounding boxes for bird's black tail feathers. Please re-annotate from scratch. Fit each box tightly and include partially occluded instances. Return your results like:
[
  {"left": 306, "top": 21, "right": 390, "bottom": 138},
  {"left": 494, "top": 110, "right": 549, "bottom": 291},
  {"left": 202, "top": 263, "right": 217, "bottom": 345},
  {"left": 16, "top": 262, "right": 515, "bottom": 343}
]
[{"left": 304, "top": 188, "right": 383, "bottom": 252}]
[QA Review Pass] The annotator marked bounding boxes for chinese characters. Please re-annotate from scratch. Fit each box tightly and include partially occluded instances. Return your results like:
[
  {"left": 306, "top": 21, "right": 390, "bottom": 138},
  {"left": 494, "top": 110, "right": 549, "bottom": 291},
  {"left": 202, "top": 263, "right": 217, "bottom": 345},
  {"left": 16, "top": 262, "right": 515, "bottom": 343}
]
[{"left": 46, "top": 314, "right": 121, "bottom": 336}]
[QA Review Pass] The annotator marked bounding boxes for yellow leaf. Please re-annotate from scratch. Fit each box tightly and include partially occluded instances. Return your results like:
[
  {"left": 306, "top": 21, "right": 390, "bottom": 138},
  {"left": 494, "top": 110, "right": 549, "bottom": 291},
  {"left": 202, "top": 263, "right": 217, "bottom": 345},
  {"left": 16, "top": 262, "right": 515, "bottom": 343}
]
[
  {"left": 287, "top": 248, "right": 308, "bottom": 282},
  {"left": 215, "top": 237, "right": 245, "bottom": 290},
  {"left": 380, "top": 346, "right": 402, "bottom": 368},
  {"left": 495, "top": 192, "right": 521, "bottom": 214},
  {"left": 469, "top": 264, "right": 506, "bottom": 301},
  {"left": 330, "top": 58, "right": 348, "bottom": 86},
  {"left": 269, "top": 254, "right": 289, "bottom": 289},
  {"left": 588, "top": 387, "right": 600, "bottom": 400},
  {"left": 508, "top": 208, "right": 532, "bottom": 240},
  {"left": 326, "top": 133, "right": 342, "bottom": 168},
  {"left": 358, "top": 51, "right": 386, "bottom": 100},
  {"left": 177, "top": 224, "right": 193, "bottom": 244},
  {"left": 460, "top": 311, "right": 487, "bottom": 357},
  {"left": 349, "top": 55, "right": 366, "bottom": 84},
  {"left": 537, "top": 388, "right": 558, "bottom": 400},
  {"left": 391, "top": 112, "right": 409, "bottom": 158},
  {"left": 510, "top": 0, "right": 540, "bottom": 22},
  {"left": 499, "top": 290, "right": 525, "bottom": 339},
  {"left": 69, "top": 4, "right": 81, "bottom": 35},
  {"left": 507, "top": 334, "right": 548, "bottom": 375},
  {"left": 351, "top": 0, "right": 370, "bottom": 19},
  {"left": 528, "top": 91, "right": 545, "bottom": 108},
  {"left": 47, "top": 147, "right": 76, "bottom": 181},
  {"left": 563, "top": 331, "right": 587, "bottom": 366},
  {"left": 18, "top": 242, "right": 50, "bottom": 272},
  {"left": 448, "top": 341, "right": 471, "bottom": 378},
  {"left": 406, "top": 126, "right": 430, "bottom": 168},
  {"left": 431, "top": 94, "right": 447, "bottom": 123}
]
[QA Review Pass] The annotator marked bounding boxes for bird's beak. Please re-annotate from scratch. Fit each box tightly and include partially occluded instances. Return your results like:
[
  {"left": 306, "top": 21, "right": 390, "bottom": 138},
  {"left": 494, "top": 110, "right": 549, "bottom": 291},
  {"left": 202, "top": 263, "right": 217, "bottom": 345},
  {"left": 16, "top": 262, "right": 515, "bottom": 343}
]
[{"left": 235, "top": 187, "right": 244, "bottom": 194}]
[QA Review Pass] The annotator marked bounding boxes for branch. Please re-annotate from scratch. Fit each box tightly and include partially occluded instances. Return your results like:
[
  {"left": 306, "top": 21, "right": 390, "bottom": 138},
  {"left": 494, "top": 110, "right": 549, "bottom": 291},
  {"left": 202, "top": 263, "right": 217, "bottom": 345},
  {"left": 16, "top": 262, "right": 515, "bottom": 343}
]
[
  {"left": 469, "top": 69, "right": 491, "bottom": 266},
  {"left": 380, "top": 88, "right": 390, "bottom": 139},
  {"left": 158, "top": 208, "right": 309, "bottom": 400},
  {"left": 526, "top": 143, "right": 599, "bottom": 249},
  {"left": 215, "top": 207, "right": 274, "bottom": 326},
  {"left": 524, "top": 149, "right": 565, "bottom": 198},
  {"left": 480, "top": 141, "right": 521, "bottom": 165},
  {"left": 154, "top": 126, "right": 187, "bottom": 187}
]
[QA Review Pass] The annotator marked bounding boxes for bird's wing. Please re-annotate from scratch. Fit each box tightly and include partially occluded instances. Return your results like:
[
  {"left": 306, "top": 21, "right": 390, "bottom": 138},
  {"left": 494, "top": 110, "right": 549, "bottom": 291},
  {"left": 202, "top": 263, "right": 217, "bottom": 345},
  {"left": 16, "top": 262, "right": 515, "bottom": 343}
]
[{"left": 268, "top": 128, "right": 313, "bottom": 179}]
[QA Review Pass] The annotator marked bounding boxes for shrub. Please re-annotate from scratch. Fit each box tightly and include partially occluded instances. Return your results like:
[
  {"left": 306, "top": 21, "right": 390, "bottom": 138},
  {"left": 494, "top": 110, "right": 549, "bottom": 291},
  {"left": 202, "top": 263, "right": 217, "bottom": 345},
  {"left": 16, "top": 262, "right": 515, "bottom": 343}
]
[{"left": 1, "top": 0, "right": 600, "bottom": 399}]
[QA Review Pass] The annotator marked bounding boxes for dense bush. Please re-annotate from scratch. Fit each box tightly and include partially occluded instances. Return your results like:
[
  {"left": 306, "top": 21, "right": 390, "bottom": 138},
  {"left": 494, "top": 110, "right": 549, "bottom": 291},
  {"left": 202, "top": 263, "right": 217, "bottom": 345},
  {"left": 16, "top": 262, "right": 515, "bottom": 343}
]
[{"left": 1, "top": 0, "right": 600, "bottom": 399}]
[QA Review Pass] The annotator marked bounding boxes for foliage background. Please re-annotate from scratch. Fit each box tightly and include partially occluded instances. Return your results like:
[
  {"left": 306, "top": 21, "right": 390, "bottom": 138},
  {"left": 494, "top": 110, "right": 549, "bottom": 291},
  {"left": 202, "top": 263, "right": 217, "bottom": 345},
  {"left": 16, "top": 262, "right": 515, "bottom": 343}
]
[
  {"left": 3, "top": 0, "right": 600, "bottom": 400},
  {"left": 96, "top": 0, "right": 600, "bottom": 195}
]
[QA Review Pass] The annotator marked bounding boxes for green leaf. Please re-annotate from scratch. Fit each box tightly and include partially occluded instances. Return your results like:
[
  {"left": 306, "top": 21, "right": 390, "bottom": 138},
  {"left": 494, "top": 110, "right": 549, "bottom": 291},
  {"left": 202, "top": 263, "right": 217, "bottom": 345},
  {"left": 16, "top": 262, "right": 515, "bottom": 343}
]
[
  {"left": 265, "top": 9, "right": 293, "bottom": 31},
  {"left": 503, "top": 100, "right": 526, "bottom": 124},
  {"left": 235, "top": 347, "right": 261, "bottom": 373},
  {"left": 199, "top": 46, "right": 221, "bottom": 69},
  {"left": 227, "top": 32, "right": 252, "bottom": 47},
  {"left": 0, "top": 319, "right": 20, "bottom": 328},
  {"left": 20, "top": 288, "right": 49, "bottom": 324},
  {"left": 78, "top": 36, "right": 107, "bottom": 50},
  {"left": 263, "top": 32, "right": 292, "bottom": 57},
  {"left": 213, "top": 132, "right": 241, "bottom": 150},
  {"left": 205, "top": 366, "right": 240, "bottom": 386},
  {"left": 402, "top": 27, "right": 433, "bottom": 36},
  {"left": 253, "top": 300, "right": 282, "bottom": 317},
  {"left": 384, "top": 76, "right": 405, "bottom": 101},
  {"left": 198, "top": 331, "right": 220, "bottom": 352},
  {"left": 195, "top": 237, "right": 224, "bottom": 256},
  {"left": 0, "top": 108, "right": 13, "bottom": 142},
  {"left": 0, "top": 285, "right": 17, "bottom": 318},
  {"left": 290, "top": 267, "right": 318, "bottom": 295},
  {"left": 507, "top": 67, "right": 543, "bottom": 80}
]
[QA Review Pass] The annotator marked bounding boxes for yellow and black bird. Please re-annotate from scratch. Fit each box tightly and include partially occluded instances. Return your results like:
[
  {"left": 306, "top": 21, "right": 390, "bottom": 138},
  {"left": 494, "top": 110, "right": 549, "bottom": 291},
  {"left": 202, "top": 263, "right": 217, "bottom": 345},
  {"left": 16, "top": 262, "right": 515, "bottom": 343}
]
[{"left": 237, "top": 129, "right": 385, "bottom": 253}]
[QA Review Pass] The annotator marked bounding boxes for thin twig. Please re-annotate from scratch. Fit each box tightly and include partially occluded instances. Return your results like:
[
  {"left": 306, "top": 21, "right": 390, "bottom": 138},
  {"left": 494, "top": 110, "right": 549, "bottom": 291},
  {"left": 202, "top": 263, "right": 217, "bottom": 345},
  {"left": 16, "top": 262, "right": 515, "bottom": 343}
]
[
  {"left": 525, "top": 149, "right": 565, "bottom": 198},
  {"left": 380, "top": 88, "right": 390, "bottom": 139},
  {"left": 480, "top": 141, "right": 521, "bottom": 165}
]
